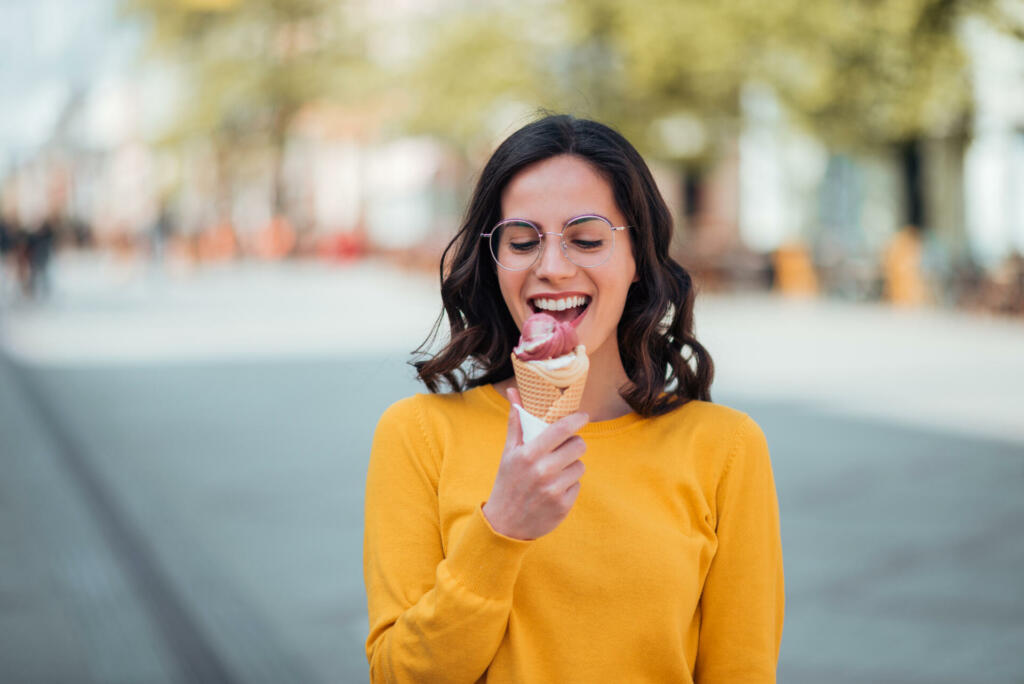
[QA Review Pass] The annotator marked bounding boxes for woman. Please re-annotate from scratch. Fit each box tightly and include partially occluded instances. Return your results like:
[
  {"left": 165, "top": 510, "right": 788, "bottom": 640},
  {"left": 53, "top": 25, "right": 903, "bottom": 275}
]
[{"left": 363, "top": 115, "right": 784, "bottom": 682}]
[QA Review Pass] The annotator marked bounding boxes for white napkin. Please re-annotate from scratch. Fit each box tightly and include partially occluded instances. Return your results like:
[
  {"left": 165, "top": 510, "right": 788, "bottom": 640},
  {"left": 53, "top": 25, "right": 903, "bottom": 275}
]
[{"left": 515, "top": 405, "right": 550, "bottom": 444}]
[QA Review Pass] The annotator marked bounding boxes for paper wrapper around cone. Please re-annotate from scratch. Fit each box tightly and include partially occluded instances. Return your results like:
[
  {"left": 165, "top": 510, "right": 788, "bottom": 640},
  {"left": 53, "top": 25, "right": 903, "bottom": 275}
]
[{"left": 511, "top": 345, "right": 589, "bottom": 433}]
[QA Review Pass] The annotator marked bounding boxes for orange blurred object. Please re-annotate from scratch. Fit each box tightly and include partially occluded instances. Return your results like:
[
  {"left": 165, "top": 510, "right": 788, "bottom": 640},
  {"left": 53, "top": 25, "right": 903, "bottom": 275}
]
[
  {"left": 197, "top": 221, "right": 239, "bottom": 262},
  {"left": 772, "top": 242, "right": 819, "bottom": 297},
  {"left": 883, "top": 227, "right": 928, "bottom": 306},
  {"left": 252, "top": 215, "right": 297, "bottom": 261},
  {"left": 316, "top": 231, "right": 366, "bottom": 263}
]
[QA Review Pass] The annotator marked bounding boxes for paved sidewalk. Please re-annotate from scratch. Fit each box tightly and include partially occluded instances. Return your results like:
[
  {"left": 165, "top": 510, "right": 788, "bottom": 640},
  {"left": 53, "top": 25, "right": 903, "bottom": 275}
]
[
  {"left": 1, "top": 253, "right": 1022, "bottom": 682},
  {"left": 0, "top": 356, "right": 178, "bottom": 683}
]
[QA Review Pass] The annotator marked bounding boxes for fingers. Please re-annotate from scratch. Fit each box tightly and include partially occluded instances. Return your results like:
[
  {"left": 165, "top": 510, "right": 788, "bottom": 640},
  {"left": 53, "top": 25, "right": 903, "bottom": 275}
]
[
  {"left": 507, "top": 387, "right": 522, "bottom": 408},
  {"left": 552, "top": 434, "right": 586, "bottom": 466},
  {"left": 532, "top": 411, "right": 589, "bottom": 457},
  {"left": 505, "top": 389, "right": 523, "bottom": 450},
  {"left": 487, "top": 389, "right": 586, "bottom": 540},
  {"left": 552, "top": 458, "right": 585, "bottom": 494}
]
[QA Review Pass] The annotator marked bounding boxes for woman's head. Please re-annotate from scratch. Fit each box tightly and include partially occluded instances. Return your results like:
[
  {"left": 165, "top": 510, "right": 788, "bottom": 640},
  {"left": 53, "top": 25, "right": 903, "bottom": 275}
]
[
  {"left": 496, "top": 153, "right": 637, "bottom": 383},
  {"left": 414, "top": 114, "right": 713, "bottom": 415}
]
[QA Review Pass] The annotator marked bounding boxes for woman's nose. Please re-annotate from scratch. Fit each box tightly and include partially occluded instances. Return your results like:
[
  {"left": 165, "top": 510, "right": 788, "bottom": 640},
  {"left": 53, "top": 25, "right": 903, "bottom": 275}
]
[{"left": 533, "top": 233, "right": 575, "bottom": 279}]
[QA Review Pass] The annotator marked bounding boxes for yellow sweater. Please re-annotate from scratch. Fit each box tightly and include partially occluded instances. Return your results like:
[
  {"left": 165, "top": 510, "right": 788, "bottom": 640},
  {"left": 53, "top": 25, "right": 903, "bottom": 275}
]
[{"left": 363, "top": 385, "right": 784, "bottom": 683}]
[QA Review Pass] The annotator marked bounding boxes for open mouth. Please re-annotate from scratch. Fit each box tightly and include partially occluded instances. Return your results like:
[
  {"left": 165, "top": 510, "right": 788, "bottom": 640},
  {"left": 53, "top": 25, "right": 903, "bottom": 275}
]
[{"left": 529, "top": 295, "right": 591, "bottom": 327}]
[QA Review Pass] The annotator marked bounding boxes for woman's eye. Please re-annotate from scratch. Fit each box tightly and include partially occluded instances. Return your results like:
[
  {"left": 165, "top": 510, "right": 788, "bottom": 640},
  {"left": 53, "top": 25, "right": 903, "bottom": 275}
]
[
  {"left": 571, "top": 239, "right": 604, "bottom": 250},
  {"left": 509, "top": 241, "right": 540, "bottom": 252}
]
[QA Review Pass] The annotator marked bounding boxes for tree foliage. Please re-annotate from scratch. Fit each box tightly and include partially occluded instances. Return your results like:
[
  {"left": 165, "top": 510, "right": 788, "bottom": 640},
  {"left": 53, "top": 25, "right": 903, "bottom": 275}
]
[
  {"left": 122, "top": 0, "right": 377, "bottom": 209},
  {"left": 124, "top": 0, "right": 1024, "bottom": 162},
  {"left": 401, "top": 0, "right": 1024, "bottom": 156},
  {"left": 123, "top": 0, "right": 372, "bottom": 142}
]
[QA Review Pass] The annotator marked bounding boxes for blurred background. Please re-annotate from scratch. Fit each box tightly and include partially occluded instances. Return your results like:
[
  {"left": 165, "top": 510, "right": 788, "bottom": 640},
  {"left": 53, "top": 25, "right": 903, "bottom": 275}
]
[{"left": 1, "top": 0, "right": 1023, "bottom": 682}]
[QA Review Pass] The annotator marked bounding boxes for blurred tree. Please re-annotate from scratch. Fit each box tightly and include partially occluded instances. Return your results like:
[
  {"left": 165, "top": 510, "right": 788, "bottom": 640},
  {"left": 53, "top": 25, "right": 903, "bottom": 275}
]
[
  {"left": 396, "top": 6, "right": 555, "bottom": 152},
  {"left": 401, "top": 0, "right": 1024, "bottom": 157},
  {"left": 744, "top": 0, "right": 975, "bottom": 146},
  {"left": 122, "top": 0, "right": 374, "bottom": 213}
]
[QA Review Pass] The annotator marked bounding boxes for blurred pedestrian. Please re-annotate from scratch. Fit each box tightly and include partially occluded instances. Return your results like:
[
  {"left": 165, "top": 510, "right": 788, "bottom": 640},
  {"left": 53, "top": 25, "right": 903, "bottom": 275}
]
[
  {"left": 364, "top": 115, "right": 784, "bottom": 682},
  {"left": 25, "top": 216, "right": 56, "bottom": 298},
  {"left": 0, "top": 212, "right": 10, "bottom": 259},
  {"left": 7, "top": 220, "right": 32, "bottom": 298},
  {"left": 0, "top": 214, "right": 9, "bottom": 254},
  {"left": 0, "top": 212, "right": 11, "bottom": 296},
  {"left": 151, "top": 203, "right": 174, "bottom": 265}
]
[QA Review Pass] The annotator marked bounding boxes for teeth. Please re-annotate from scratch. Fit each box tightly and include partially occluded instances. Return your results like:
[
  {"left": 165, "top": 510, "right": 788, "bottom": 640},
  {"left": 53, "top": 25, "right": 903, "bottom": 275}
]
[{"left": 533, "top": 295, "right": 589, "bottom": 311}]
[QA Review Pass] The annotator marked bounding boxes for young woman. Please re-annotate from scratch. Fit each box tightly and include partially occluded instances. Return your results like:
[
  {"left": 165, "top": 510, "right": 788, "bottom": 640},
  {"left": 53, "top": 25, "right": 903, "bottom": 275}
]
[{"left": 363, "top": 115, "right": 784, "bottom": 682}]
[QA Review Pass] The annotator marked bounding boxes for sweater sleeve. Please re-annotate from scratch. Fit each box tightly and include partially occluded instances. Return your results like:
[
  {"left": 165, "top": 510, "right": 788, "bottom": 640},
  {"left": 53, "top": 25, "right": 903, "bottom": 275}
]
[
  {"left": 695, "top": 415, "right": 785, "bottom": 683},
  {"left": 363, "top": 396, "right": 533, "bottom": 683}
]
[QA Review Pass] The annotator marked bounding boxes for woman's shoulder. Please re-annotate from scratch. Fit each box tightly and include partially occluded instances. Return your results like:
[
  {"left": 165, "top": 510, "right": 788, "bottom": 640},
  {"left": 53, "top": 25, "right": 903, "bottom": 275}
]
[
  {"left": 372, "top": 387, "right": 503, "bottom": 469},
  {"left": 663, "top": 398, "right": 762, "bottom": 434},
  {"left": 377, "top": 386, "right": 499, "bottom": 429},
  {"left": 655, "top": 399, "right": 770, "bottom": 467}
]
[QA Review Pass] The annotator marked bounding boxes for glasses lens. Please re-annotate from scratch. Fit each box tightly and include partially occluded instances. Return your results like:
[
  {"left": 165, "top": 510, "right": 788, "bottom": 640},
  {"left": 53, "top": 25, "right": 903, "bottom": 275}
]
[
  {"left": 491, "top": 221, "right": 541, "bottom": 270},
  {"left": 563, "top": 216, "right": 614, "bottom": 267}
]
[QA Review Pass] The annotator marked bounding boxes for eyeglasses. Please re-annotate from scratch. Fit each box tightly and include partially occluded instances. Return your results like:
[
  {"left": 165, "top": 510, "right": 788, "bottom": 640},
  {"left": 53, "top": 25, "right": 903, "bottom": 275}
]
[{"left": 481, "top": 214, "right": 630, "bottom": 271}]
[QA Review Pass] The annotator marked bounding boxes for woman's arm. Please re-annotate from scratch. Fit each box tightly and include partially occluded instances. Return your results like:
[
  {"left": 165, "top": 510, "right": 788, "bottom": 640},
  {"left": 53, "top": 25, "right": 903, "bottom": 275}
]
[
  {"left": 363, "top": 397, "right": 532, "bottom": 683},
  {"left": 695, "top": 415, "right": 785, "bottom": 683}
]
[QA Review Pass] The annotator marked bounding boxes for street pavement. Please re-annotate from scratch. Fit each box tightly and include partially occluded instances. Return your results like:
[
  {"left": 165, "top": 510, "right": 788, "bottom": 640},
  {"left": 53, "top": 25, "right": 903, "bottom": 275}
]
[{"left": 1, "top": 253, "right": 1022, "bottom": 683}]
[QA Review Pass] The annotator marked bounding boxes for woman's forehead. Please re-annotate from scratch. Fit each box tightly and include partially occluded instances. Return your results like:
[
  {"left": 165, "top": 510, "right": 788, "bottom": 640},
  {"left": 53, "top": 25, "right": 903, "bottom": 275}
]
[{"left": 500, "top": 155, "right": 621, "bottom": 224}]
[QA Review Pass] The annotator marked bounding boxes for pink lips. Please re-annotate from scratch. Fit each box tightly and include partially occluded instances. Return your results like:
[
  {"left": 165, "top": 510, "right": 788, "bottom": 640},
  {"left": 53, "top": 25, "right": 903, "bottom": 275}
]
[{"left": 513, "top": 313, "right": 579, "bottom": 361}]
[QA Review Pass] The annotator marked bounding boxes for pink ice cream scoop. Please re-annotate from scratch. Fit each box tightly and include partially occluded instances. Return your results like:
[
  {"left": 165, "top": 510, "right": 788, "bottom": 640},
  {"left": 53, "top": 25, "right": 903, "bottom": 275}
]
[{"left": 513, "top": 313, "right": 579, "bottom": 361}]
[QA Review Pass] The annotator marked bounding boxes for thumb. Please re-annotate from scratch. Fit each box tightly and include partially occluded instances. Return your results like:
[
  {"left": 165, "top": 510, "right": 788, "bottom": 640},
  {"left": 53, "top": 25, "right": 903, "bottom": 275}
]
[
  {"left": 507, "top": 387, "right": 522, "bottom": 408},
  {"left": 505, "top": 388, "right": 523, "bottom": 449}
]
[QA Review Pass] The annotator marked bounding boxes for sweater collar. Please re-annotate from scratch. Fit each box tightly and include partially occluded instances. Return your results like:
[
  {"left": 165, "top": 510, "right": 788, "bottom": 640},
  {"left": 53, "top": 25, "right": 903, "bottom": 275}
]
[{"left": 477, "top": 384, "right": 645, "bottom": 437}]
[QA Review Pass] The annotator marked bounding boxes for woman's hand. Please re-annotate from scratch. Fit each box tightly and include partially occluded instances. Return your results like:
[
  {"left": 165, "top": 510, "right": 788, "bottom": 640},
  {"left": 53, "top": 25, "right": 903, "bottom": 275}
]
[{"left": 482, "top": 388, "right": 588, "bottom": 540}]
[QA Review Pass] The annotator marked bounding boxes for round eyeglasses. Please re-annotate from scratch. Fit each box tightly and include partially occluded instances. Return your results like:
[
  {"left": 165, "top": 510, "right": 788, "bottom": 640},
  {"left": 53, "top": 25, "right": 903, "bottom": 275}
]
[{"left": 481, "top": 214, "right": 630, "bottom": 271}]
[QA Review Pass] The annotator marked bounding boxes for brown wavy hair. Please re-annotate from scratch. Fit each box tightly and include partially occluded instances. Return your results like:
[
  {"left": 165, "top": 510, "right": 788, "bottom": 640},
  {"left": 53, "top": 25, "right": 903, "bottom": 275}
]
[{"left": 413, "top": 114, "right": 713, "bottom": 416}]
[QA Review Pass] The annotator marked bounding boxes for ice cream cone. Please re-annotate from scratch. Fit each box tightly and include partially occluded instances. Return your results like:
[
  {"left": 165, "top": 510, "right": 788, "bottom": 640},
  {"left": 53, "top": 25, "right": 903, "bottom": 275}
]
[{"left": 511, "top": 345, "right": 589, "bottom": 423}]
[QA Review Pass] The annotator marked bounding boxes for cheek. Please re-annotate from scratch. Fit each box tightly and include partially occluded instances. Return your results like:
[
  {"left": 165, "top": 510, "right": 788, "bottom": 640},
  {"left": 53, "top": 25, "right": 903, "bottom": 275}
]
[{"left": 609, "top": 255, "right": 637, "bottom": 302}]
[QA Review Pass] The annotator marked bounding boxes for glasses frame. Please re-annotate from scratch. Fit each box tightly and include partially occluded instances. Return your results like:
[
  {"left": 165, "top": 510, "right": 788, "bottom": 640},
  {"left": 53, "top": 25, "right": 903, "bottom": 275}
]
[{"left": 480, "top": 214, "right": 630, "bottom": 271}]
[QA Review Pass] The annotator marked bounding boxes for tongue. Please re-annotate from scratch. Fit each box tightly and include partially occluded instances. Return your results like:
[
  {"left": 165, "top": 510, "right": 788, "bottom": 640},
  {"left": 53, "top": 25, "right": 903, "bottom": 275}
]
[{"left": 546, "top": 306, "right": 582, "bottom": 324}]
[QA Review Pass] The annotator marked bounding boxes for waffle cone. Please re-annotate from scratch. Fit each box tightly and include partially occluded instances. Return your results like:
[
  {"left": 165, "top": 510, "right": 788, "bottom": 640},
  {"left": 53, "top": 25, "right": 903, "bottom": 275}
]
[{"left": 511, "top": 345, "right": 589, "bottom": 423}]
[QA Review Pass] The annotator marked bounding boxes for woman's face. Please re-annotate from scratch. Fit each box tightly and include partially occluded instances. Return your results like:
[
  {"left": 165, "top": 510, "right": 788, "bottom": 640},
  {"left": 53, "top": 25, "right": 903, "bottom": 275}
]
[{"left": 496, "top": 154, "right": 637, "bottom": 361}]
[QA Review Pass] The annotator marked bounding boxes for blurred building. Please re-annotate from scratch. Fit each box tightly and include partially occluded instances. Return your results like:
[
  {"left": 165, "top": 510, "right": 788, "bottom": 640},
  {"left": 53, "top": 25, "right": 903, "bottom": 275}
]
[
  {"left": 963, "top": 16, "right": 1024, "bottom": 268},
  {"left": 0, "top": 0, "right": 1021, "bottom": 309},
  {"left": 684, "top": 20, "right": 1024, "bottom": 303}
]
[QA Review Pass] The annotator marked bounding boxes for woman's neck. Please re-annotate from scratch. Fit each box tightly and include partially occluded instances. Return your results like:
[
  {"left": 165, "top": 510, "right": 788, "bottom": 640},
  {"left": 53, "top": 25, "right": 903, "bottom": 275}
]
[{"left": 578, "top": 337, "right": 633, "bottom": 421}]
